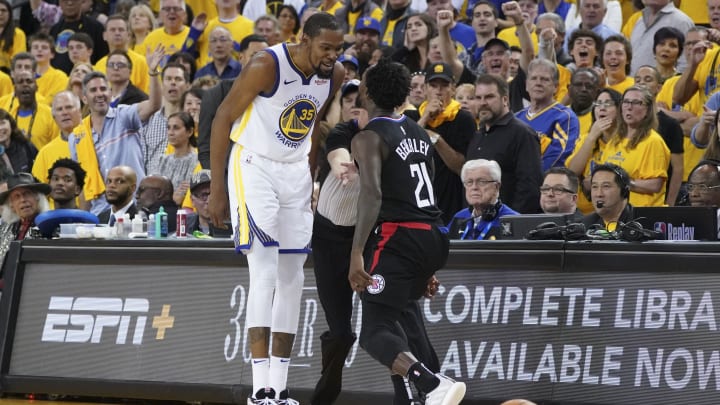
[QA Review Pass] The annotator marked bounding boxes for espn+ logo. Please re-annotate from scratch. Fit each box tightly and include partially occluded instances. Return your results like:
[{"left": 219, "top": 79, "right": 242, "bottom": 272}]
[
  {"left": 653, "top": 222, "right": 695, "bottom": 240},
  {"left": 42, "top": 296, "right": 150, "bottom": 344}
]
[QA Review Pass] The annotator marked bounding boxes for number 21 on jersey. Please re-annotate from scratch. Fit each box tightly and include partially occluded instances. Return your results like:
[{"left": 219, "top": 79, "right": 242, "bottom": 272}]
[{"left": 410, "top": 162, "right": 436, "bottom": 208}]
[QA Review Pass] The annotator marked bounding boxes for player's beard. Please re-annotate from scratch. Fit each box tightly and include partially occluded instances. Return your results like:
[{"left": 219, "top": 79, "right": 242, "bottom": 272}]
[{"left": 314, "top": 64, "right": 333, "bottom": 79}]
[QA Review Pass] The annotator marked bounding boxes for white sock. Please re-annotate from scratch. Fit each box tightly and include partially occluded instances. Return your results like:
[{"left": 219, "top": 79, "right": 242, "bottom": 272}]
[
  {"left": 251, "top": 358, "right": 270, "bottom": 397},
  {"left": 269, "top": 356, "right": 290, "bottom": 395}
]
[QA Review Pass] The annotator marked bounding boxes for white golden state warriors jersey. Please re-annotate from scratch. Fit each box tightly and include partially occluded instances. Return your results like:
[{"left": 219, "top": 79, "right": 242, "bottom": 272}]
[{"left": 229, "top": 43, "right": 334, "bottom": 162}]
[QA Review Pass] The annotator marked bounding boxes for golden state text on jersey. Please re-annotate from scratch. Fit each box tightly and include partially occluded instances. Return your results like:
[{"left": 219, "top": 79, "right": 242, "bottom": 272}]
[{"left": 229, "top": 43, "right": 333, "bottom": 163}]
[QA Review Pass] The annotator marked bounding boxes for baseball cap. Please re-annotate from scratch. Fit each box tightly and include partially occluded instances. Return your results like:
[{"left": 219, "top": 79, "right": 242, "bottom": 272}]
[
  {"left": 190, "top": 169, "right": 211, "bottom": 193},
  {"left": 425, "top": 62, "right": 454, "bottom": 83},
  {"left": 341, "top": 79, "right": 360, "bottom": 97},
  {"left": 482, "top": 38, "right": 510, "bottom": 55},
  {"left": 338, "top": 54, "right": 359, "bottom": 70},
  {"left": 355, "top": 17, "right": 381, "bottom": 35}
]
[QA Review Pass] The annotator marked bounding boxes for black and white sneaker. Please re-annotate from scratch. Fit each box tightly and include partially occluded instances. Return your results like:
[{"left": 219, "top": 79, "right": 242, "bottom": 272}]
[
  {"left": 247, "top": 388, "right": 276, "bottom": 405},
  {"left": 424, "top": 374, "right": 466, "bottom": 405},
  {"left": 276, "top": 389, "right": 299, "bottom": 405}
]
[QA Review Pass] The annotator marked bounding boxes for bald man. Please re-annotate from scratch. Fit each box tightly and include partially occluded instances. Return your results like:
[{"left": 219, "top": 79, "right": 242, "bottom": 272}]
[
  {"left": 136, "top": 174, "right": 178, "bottom": 232},
  {"left": 98, "top": 166, "right": 138, "bottom": 224}
]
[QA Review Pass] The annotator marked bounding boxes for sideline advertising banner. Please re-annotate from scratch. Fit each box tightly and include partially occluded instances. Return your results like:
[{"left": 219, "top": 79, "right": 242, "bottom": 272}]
[{"left": 2, "top": 241, "right": 720, "bottom": 404}]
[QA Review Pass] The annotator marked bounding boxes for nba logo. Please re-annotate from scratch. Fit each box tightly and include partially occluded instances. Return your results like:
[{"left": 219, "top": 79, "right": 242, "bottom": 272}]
[{"left": 654, "top": 222, "right": 667, "bottom": 238}]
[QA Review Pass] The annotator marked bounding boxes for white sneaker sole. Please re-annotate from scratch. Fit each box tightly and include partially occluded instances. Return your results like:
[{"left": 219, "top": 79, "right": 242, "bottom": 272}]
[{"left": 440, "top": 381, "right": 466, "bottom": 405}]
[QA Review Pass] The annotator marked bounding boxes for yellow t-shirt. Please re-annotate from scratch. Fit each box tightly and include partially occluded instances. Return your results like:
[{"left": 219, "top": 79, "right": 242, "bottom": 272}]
[
  {"left": 606, "top": 76, "right": 635, "bottom": 95},
  {"left": 565, "top": 134, "right": 606, "bottom": 214},
  {"left": 382, "top": 18, "right": 399, "bottom": 47},
  {"left": 141, "top": 26, "right": 191, "bottom": 67},
  {"left": 0, "top": 70, "right": 11, "bottom": 96},
  {"left": 36, "top": 66, "right": 69, "bottom": 107},
  {"left": 555, "top": 64, "right": 571, "bottom": 103},
  {"left": 0, "top": 27, "right": 27, "bottom": 70},
  {"left": 7, "top": 103, "right": 60, "bottom": 151},
  {"left": 149, "top": 0, "right": 217, "bottom": 20},
  {"left": 657, "top": 75, "right": 706, "bottom": 181},
  {"left": 0, "top": 28, "right": 26, "bottom": 71},
  {"left": 319, "top": 0, "right": 342, "bottom": 15},
  {"left": 196, "top": 16, "right": 254, "bottom": 68},
  {"left": 577, "top": 110, "right": 593, "bottom": 137},
  {"left": 186, "top": 0, "right": 217, "bottom": 20},
  {"left": 621, "top": 10, "right": 641, "bottom": 39},
  {"left": 497, "top": 26, "right": 539, "bottom": 56},
  {"left": 597, "top": 130, "right": 670, "bottom": 207},
  {"left": 679, "top": 0, "right": 708, "bottom": 25},
  {"left": 32, "top": 134, "right": 71, "bottom": 182},
  {"left": 348, "top": 8, "right": 384, "bottom": 35},
  {"left": 692, "top": 46, "right": 720, "bottom": 106},
  {"left": 94, "top": 49, "right": 150, "bottom": 94},
  {"left": 620, "top": 0, "right": 637, "bottom": 27}
]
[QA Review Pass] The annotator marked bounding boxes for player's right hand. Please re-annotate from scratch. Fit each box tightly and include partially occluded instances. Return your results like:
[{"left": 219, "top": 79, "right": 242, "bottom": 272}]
[{"left": 208, "top": 190, "right": 230, "bottom": 228}]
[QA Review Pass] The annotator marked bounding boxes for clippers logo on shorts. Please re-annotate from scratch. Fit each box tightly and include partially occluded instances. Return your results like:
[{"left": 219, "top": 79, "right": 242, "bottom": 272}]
[
  {"left": 41, "top": 296, "right": 175, "bottom": 345},
  {"left": 367, "top": 274, "right": 386, "bottom": 294},
  {"left": 277, "top": 99, "right": 317, "bottom": 145}
]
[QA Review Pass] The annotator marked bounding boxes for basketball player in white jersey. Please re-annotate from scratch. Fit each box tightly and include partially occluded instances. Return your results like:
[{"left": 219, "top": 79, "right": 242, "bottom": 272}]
[{"left": 208, "top": 12, "right": 344, "bottom": 405}]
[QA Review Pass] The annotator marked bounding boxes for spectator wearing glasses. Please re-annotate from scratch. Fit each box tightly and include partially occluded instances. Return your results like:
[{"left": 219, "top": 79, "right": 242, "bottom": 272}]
[
  {"left": 587, "top": 86, "right": 670, "bottom": 207},
  {"left": 142, "top": 0, "right": 190, "bottom": 67},
  {"left": 540, "top": 166, "right": 583, "bottom": 221},
  {"left": 194, "top": 26, "right": 241, "bottom": 81},
  {"left": 687, "top": 160, "right": 720, "bottom": 208},
  {"left": 447, "top": 159, "right": 519, "bottom": 240},
  {"left": 95, "top": 14, "right": 151, "bottom": 94},
  {"left": 106, "top": 50, "right": 149, "bottom": 107},
  {"left": 187, "top": 169, "right": 212, "bottom": 234}
]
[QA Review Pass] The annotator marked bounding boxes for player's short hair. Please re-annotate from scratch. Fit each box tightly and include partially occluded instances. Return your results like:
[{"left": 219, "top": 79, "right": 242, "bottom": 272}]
[
  {"left": 302, "top": 12, "right": 341, "bottom": 38},
  {"left": 364, "top": 58, "right": 410, "bottom": 110}
]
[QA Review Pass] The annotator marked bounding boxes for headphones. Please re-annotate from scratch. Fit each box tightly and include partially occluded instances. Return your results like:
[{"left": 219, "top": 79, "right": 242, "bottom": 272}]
[
  {"left": 481, "top": 199, "right": 503, "bottom": 221},
  {"left": 615, "top": 220, "right": 663, "bottom": 242},
  {"left": 592, "top": 163, "right": 630, "bottom": 200},
  {"left": 526, "top": 222, "right": 587, "bottom": 240}
]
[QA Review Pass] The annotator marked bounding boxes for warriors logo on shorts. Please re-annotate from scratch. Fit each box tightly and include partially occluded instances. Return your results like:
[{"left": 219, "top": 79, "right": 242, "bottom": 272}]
[
  {"left": 278, "top": 99, "right": 317, "bottom": 142},
  {"left": 367, "top": 274, "right": 386, "bottom": 294}
]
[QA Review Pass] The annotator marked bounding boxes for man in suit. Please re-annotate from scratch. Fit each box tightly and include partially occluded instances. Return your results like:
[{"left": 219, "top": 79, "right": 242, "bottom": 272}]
[{"left": 98, "top": 165, "right": 138, "bottom": 224}]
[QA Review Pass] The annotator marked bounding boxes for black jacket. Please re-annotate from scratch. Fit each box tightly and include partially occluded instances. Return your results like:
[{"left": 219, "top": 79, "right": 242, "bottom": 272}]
[
  {"left": 198, "top": 80, "right": 233, "bottom": 169},
  {"left": 466, "top": 112, "right": 543, "bottom": 214},
  {"left": 98, "top": 203, "right": 139, "bottom": 225}
]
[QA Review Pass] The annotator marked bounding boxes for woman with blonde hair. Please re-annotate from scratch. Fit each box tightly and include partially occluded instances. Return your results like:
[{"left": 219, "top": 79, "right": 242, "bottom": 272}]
[
  {"left": 128, "top": 4, "right": 157, "bottom": 55},
  {"left": 66, "top": 62, "right": 94, "bottom": 116}
]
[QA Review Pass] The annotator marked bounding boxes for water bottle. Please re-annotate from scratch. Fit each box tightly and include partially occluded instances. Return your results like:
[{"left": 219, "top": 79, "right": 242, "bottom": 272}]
[
  {"left": 115, "top": 216, "right": 124, "bottom": 238},
  {"left": 156, "top": 206, "right": 168, "bottom": 238},
  {"left": 132, "top": 215, "right": 144, "bottom": 234},
  {"left": 147, "top": 214, "right": 156, "bottom": 238}
]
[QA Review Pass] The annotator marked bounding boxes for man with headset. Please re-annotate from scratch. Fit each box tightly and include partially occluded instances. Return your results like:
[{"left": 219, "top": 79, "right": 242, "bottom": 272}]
[
  {"left": 447, "top": 159, "right": 519, "bottom": 240},
  {"left": 582, "top": 163, "right": 634, "bottom": 231}
]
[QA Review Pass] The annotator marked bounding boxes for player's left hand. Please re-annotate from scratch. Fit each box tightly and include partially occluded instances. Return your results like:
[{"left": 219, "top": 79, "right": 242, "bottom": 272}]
[{"left": 349, "top": 254, "right": 372, "bottom": 292}]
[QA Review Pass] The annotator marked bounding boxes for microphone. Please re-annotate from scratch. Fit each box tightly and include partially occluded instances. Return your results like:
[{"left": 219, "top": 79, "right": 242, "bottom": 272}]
[{"left": 596, "top": 201, "right": 604, "bottom": 208}]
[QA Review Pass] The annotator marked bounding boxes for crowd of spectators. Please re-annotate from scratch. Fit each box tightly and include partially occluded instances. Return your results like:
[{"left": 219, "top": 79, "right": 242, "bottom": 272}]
[{"left": 0, "top": 0, "right": 720, "bottom": 257}]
